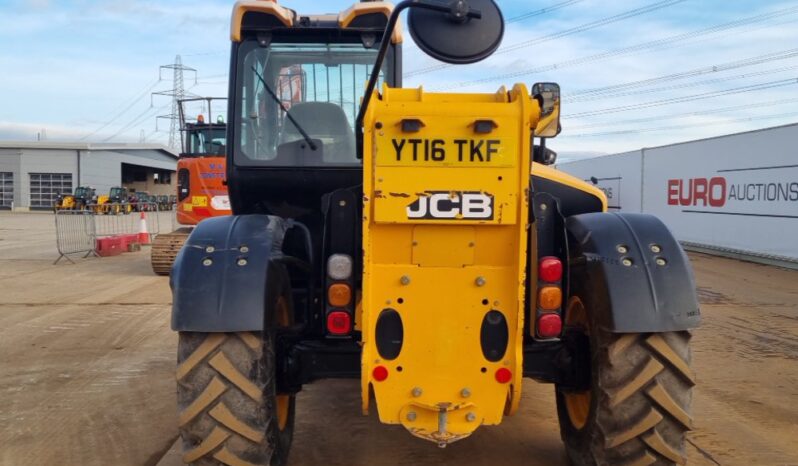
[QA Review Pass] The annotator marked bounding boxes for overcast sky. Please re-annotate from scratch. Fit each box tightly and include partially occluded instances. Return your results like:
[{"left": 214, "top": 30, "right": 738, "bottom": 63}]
[{"left": 1, "top": 0, "right": 797, "bottom": 161}]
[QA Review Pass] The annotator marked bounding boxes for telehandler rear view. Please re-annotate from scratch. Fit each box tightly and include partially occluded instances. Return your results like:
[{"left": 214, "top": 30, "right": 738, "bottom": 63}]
[{"left": 171, "top": 1, "right": 700, "bottom": 465}]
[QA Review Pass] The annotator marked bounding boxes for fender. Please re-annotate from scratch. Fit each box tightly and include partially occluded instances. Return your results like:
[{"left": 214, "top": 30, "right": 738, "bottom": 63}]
[
  {"left": 566, "top": 212, "right": 701, "bottom": 333},
  {"left": 171, "top": 215, "right": 288, "bottom": 332}
]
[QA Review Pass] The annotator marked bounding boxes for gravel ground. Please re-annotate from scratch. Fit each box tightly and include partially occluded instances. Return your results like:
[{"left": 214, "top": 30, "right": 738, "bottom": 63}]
[{"left": 1, "top": 211, "right": 796, "bottom": 466}]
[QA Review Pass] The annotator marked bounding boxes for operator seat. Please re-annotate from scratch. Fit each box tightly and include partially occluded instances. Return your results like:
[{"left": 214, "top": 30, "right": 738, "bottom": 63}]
[{"left": 279, "top": 102, "right": 356, "bottom": 164}]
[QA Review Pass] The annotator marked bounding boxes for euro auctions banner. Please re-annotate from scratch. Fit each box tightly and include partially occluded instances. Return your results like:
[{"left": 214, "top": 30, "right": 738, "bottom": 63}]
[
  {"left": 666, "top": 174, "right": 798, "bottom": 212},
  {"left": 643, "top": 124, "right": 798, "bottom": 260}
]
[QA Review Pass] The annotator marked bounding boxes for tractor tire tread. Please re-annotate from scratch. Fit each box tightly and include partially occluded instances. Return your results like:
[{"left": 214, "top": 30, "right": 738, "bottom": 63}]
[
  {"left": 560, "top": 330, "right": 693, "bottom": 466},
  {"left": 595, "top": 331, "right": 692, "bottom": 466},
  {"left": 178, "top": 332, "right": 283, "bottom": 465}
]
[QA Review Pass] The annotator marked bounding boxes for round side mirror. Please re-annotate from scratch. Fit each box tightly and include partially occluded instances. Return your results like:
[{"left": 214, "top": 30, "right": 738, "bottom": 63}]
[{"left": 408, "top": 0, "right": 504, "bottom": 65}]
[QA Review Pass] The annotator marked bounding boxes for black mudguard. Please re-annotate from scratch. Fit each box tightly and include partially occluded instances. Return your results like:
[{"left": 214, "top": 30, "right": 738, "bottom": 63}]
[
  {"left": 566, "top": 212, "right": 701, "bottom": 333},
  {"left": 171, "top": 215, "right": 288, "bottom": 332}
]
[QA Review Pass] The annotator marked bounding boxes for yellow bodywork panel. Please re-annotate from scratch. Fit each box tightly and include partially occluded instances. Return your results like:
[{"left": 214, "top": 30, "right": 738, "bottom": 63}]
[
  {"left": 57, "top": 196, "right": 75, "bottom": 209},
  {"left": 412, "top": 226, "right": 475, "bottom": 267},
  {"left": 534, "top": 162, "right": 608, "bottom": 211},
  {"left": 338, "top": 1, "right": 403, "bottom": 44},
  {"left": 230, "top": 1, "right": 294, "bottom": 41},
  {"left": 361, "top": 84, "right": 539, "bottom": 445}
]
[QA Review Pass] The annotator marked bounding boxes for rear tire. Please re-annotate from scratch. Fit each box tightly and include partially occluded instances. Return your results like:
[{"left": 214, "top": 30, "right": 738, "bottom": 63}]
[
  {"left": 557, "top": 296, "right": 695, "bottom": 466},
  {"left": 176, "top": 266, "right": 295, "bottom": 465}
]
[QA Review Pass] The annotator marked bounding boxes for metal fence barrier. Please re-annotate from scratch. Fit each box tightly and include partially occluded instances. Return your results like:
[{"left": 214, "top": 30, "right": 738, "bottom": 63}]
[
  {"left": 54, "top": 210, "right": 98, "bottom": 264},
  {"left": 53, "top": 203, "right": 173, "bottom": 264},
  {"left": 92, "top": 203, "right": 163, "bottom": 238}
]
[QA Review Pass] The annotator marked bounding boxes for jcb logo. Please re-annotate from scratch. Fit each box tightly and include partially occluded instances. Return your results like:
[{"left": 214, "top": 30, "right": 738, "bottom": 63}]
[{"left": 406, "top": 191, "right": 494, "bottom": 220}]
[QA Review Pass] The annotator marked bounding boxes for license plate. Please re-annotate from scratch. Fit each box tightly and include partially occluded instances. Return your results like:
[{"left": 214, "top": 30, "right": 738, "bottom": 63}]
[{"left": 376, "top": 137, "right": 514, "bottom": 167}]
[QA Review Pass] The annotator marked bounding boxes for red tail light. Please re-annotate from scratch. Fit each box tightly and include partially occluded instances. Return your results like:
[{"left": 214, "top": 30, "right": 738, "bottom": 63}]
[
  {"left": 537, "top": 313, "right": 563, "bottom": 338},
  {"left": 495, "top": 367, "right": 512, "bottom": 384},
  {"left": 539, "top": 256, "right": 562, "bottom": 283},
  {"left": 326, "top": 311, "right": 352, "bottom": 335},
  {"left": 373, "top": 365, "right": 389, "bottom": 382}
]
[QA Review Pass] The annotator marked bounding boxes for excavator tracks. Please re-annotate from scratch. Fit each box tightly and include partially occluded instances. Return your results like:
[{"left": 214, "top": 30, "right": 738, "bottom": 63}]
[{"left": 151, "top": 228, "right": 193, "bottom": 276}]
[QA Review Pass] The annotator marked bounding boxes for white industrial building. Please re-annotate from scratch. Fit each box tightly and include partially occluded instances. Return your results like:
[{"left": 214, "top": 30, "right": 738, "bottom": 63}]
[
  {"left": 556, "top": 122, "right": 798, "bottom": 267},
  {"left": 0, "top": 142, "right": 178, "bottom": 210}
]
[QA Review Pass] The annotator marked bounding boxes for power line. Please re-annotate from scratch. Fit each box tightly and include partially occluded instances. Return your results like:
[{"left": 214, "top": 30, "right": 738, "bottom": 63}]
[
  {"left": 566, "top": 96, "right": 798, "bottom": 129},
  {"left": 101, "top": 105, "right": 162, "bottom": 142},
  {"left": 569, "top": 63, "right": 798, "bottom": 103},
  {"left": 143, "top": 128, "right": 163, "bottom": 143},
  {"left": 196, "top": 74, "right": 228, "bottom": 81},
  {"left": 566, "top": 48, "right": 798, "bottom": 99},
  {"left": 80, "top": 78, "right": 160, "bottom": 140},
  {"left": 565, "top": 77, "right": 798, "bottom": 119},
  {"left": 507, "top": 0, "right": 584, "bottom": 23},
  {"left": 566, "top": 110, "right": 798, "bottom": 138},
  {"left": 181, "top": 51, "right": 226, "bottom": 58},
  {"left": 407, "top": 0, "right": 687, "bottom": 77},
  {"left": 397, "top": 1, "right": 585, "bottom": 57},
  {"left": 405, "top": 0, "right": 584, "bottom": 68},
  {"left": 499, "top": 0, "right": 688, "bottom": 55},
  {"left": 97, "top": 62, "right": 202, "bottom": 144},
  {"left": 442, "top": 4, "right": 798, "bottom": 89},
  {"left": 102, "top": 95, "right": 186, "bottom": 143}
]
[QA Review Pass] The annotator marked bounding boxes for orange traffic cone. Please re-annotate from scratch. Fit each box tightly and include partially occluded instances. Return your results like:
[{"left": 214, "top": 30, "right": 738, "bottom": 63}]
[{"left": 138, "top": 211, "right": 151, "bottom": 245}]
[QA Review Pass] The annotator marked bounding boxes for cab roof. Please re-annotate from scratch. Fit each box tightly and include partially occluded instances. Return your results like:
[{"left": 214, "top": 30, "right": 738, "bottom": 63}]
[{"left": 230, "top": 1, "right": 402, "bottom": 44}]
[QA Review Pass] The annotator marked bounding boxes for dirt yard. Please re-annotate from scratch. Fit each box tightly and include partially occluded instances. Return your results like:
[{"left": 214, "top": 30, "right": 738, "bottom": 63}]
[{"left": 1, "top": 212, "right": 797, "bottom": 466}]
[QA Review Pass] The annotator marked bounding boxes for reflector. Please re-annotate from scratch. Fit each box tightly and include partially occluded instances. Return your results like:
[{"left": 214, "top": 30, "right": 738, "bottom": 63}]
[
  {"left": 538, "top": 286, "right": 562, "bottom": 311},
  {"left": 328, "top": 283, "right": 352, "bottom": 307},
  {"left": 539, "top": 256, "right": 563, "bottom": 283},
  {"left": 537, "top": 313, "right": 563, "bottom": 339},
  {"left": 326, "top": 311, "right": 352, "bottom": 335},
  {"left": 495, "top": 367, "right": 512, "bottom": 384},
  {"left": 373, "top": 365, "right": 389, "bottom": 382}
]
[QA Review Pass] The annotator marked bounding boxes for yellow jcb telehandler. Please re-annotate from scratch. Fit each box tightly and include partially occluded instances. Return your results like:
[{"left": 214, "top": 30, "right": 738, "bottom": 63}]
[
  {"left": 171, "top": 1, "right": 700, "bottom": 465},
  {"left": 53, "top": 186, "right": 96, "bottom": 212}
]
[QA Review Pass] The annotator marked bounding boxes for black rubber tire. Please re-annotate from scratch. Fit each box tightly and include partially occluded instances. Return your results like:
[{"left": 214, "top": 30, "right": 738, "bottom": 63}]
[
  {"left": 176, "top": 267, "right": 295, "bottom": 466},
  {"left": 556, "top": 299, "right": 695, "bottom": 466}
]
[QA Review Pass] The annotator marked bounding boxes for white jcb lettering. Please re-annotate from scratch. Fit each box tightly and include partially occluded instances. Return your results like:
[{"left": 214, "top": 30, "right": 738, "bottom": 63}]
[
  {"left": 462, "top": 193, "right": 492, "bottom": 219},
  {"left": 429, "top": 193, "right": 458, "bottom": 218},
  {"left": 406, "top": 192, "right": 493, "bottom": 220},
  {"left": 407, "top": 198, "right": 427, "bottom": 218}
]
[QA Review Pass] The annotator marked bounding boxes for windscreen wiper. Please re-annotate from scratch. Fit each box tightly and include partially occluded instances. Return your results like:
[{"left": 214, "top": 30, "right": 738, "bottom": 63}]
[{"left": 251, "top": 66, "right": 317, "bottom": 151}]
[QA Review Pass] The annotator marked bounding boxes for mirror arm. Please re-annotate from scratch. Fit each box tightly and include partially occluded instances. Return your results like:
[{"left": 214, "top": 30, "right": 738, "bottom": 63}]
[{"left": 356, "top": 0, "right": 482, "bottom": 159}]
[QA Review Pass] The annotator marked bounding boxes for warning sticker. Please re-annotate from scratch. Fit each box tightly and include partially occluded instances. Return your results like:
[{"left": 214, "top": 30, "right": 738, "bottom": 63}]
[{"left": 191, "top": 196, "right": 208, "bottom": 207}]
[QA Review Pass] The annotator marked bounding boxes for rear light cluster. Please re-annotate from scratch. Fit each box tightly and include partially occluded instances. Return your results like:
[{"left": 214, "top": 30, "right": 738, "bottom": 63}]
[
  {"left": 326, "top": 311, "right": 351, "bottom": 335},
  {"left": 536, "top": 256, "right": 563, "bottom": 339},
  {"left": 326, "top": 254, "right": 354, "bottom": 336}
]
